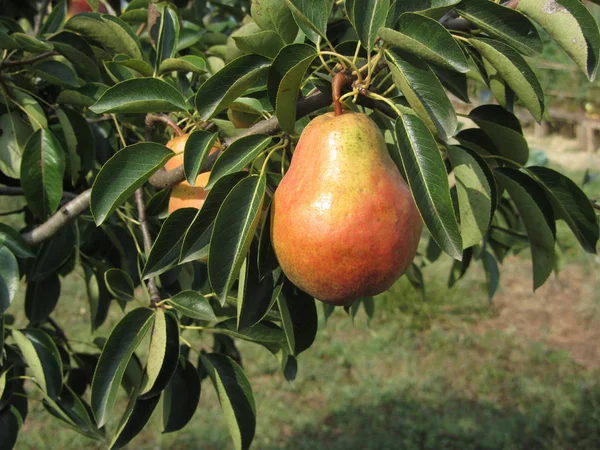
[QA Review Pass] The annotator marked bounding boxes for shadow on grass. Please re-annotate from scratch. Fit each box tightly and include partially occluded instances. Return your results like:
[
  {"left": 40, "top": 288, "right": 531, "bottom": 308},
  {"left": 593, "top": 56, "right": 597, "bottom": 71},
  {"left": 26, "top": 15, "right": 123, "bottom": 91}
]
[{"left": 266, "top": 388, "right": 600, "bottom": 450}]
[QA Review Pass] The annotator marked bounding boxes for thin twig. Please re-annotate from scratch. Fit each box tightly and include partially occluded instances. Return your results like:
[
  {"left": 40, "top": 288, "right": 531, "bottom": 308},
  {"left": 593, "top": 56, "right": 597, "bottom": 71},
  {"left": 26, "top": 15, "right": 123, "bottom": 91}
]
[
  {"left": 145, "top": 113, "right": 184, "bottom": 137},
  {"left": 0, "top": 51, "right": 58, "bottom": 70},
  {"left": 0, "top": 207, "right": 26, "bottom": 217},
  {"left": 0, "top": 186, "right": 78, "bottom": 201},
  {"left": 134, "top": 189, "right": 161, "bottom": 304}
]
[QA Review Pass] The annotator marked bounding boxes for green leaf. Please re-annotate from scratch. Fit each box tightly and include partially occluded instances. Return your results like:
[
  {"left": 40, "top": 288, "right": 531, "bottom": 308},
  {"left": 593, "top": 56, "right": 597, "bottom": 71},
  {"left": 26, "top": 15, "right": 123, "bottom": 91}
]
[
  {"left": 39, "top": 0, "right": 67, "bottom": 35},
  {"left": 448, "top": 247, "right": 473, "bottom": 288},
  {"left": 0, "top": 112, "right": 31, "bottom": 179},
  {"left": 162, "top": 357, "right": 201, "bottom": 433},
  {"left": 56, "top": 107, "right": 95, "bottom": 182},
  {"left": 481, "top": 248, "right": 500, "bottom": 301},
  {"left": 0, "top": 246, "right": 19, "bottom": 315},
  {"left": 267, "top": 44, "right": 317, "bottom": 133},
  {"left": 140, "top": 310, "right": 179, "bottom": 398},
  {"left": 201, "top": 353, "right": 256, "bottom": 450},
  {"left": 29, "top": 225, "right": 75, "bottom": 282},
  {"left": 468, "top": 105, "right": 529, "bottom": 166},
  {"left": 285, "top": 0, "right": 333, "bottom": 43},
  {"left": 279, "top": 280, "right": 317, "bottom": 355},
  {"left": 495, "top": 168, "right": 555, "bottom": 290},
  {"left": 195, "top": 54, "right": 270, "bottom": 121},
  {"left": 48, "top": 31, "right": 100, "bottom": 81},
  {"left": 237, "top": 250, "right": 277, "bottom": 330},
  {"left": 90, "top": 143, "right": 174, "bottom": 225},
  {"left": 432, "top": 65, "right": 470, "bottom": 103},
  {"left": 527, "top": 166, "right": 599, "bottom": 254},
  {"left": 447, "top": 146, "right": 493, "bottom": 248},
  {"left": 209, "top": 175, "right": 266, "bottom": 305},
  {"left": 32, "top": 60, "right": 81, "bottom": 89},
  {"left": 83, "top": 263, "right": 111, "bottom": 331},
  {"left": 379, "top": 14, "right": 468, "bottom": 72},
  {"left": 56, "top": 83, "right": 108, "bottom": 107},
  {"left": 184, "top": 130, "right": 218, "bottom": 187},
  {"left": 109, "top": 390, "right": 160, "bottom": 450},
  {"left": 167, "top": 291, "right": 217, "bottom": 321},
  {"left": 12, "top": 328, "right": 63, "bottom": 399},
  {"left": 104, "top": 269, "right": 135, "bottom": 302},
  {"left": 65, "top": 13, "right": 142, "bottom": 60},
  {"left": 20, "top": 129, "right": 65, "bottom": 220},
  {"left": 112, "top": 55, "right": 153, "bottom": 77},
  {"left": 180, "top": 172, "right": 248, "bottom": 263},
  {"left": 233, "top": 30, "right": 285, "bottom": 59},
  {"left": 90, "top": 78, "right": 188, "bottom": 114},
  {"left": 11, "top": 33, "right": 53, "bottom": 53},
  {"left": 455, "top": 0, "right": 542, "bottom": 56},
  {"left": 469, "top": 37, "right": 544, "bottom": 121},
  {"left": 0, "top": 406, "right": 21, "bottom": 450},
  {"left": 385, "top": 48, "right": 456, "bottom": 141},
  {"left": 10, "top": 88, "right": 47, "bottom": 131},
  {"left": 251, "top": 0, "right": 299, "bottom": 43},
  {"left": 0, "top": 224, "right": 34, "bottom": 258},
  {"left": 207, "top": 135, "right": 272, "bottom": 189},
  {"left": 159, "top": 55, "right": 207, "bottom": 74},
  {"left": 25, "top": 274, "right": 60, "bottom": 324},
  {"left": 152, "top": 2, "right": 180, "bottom": 66},
  {"left": 91, "top": 308, "right": 154, "bottom": 427},
  {"left": 349, "top": 0, "right": 390, "bottom": 52},
  {"left": 215, "top": 319, "right": 286, "bottom": 347},
  {"left": 394, "top": 114, "right": 462, "bottom": 259},
  {"left": 143, "top": 208, "right": 198, "bottom": 280},
  {"left": 517, "top": 0, "right": 600, "bottom": 80}
]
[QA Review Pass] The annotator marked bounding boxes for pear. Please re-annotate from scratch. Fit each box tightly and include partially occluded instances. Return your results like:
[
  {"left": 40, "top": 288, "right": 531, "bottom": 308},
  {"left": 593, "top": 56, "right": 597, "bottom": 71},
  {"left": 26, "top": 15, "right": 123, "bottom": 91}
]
[
  {"left": 164, "top": 134, "right": 218, "bottom": 214},
  {"left": 271, "top": 112, "right": 423, "bottom": 306}
]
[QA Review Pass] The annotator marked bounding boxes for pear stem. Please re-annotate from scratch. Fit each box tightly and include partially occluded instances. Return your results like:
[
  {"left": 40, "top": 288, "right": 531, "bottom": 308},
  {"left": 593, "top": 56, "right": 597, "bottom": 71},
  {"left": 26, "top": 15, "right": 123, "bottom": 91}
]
[{"left": 332, "top": 72, "right": 347, "bottom": 116}]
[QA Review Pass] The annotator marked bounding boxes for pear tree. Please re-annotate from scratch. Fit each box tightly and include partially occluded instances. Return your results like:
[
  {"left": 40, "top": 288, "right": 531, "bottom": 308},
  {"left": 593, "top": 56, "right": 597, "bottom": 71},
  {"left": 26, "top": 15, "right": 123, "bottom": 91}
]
[{"left": 0, "top": 0, "right": 599, "bottom": 448}]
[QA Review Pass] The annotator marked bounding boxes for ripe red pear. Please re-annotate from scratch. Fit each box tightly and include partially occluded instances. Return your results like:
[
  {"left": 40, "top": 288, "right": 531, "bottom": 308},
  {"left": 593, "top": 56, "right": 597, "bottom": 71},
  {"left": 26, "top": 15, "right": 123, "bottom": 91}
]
[{"left": 271, "top": 111, "right": 423, "bottom": 306}]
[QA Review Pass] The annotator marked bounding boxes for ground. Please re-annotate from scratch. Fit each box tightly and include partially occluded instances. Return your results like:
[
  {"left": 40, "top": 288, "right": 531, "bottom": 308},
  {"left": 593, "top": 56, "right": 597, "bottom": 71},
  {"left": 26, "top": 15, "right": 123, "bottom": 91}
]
[{"left": 3, "top": 132, "right": 600, "bottom": 449}]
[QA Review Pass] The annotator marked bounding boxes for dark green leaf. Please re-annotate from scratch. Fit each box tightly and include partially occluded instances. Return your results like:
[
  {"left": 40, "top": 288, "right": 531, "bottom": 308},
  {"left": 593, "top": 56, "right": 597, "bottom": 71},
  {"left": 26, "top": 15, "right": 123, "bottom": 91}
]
[
  {"left": 0, "top": 406, "right": 21, "bottom": 450},
  {"left": 30, "top": 225, "right": 75, "bottom": 282},
  {"left": 285, "top": 0, "right": 333, "bottom": 43},
  {"left": 65, "top": 13, "right": 142, "bottom": 60},
  {"left": 56, "top": 83, "right": 108, "bottom": 107},
  {"left": 207, "top": 135, "right": 271, "bottom": 189},
  {"left": 104, "top": 269, "right": 135, "bottom": 302},
  {"left": 517, "top": 0, "right": 600, "bottom": 80},
  {"left": 495, "top": 168, "right": 555, "bottom": 290},
  {"left": 109, "top": 390, "right": 160, "bottom": 450},
  {"left": 251, "top": 0, "right": 299, "bottom": 43},
  {"left": 527, "top": 166, "right": 599, "bottom": 254},
  {"left": 195, "top": 55, "right": 270, "bottom": 120},
  {"left": 11, "top": 33, "right": 53, "bottom": 52},
  {"left": 233, "top": 30, "right": 285, "bottom": 59},
  {"left": 39, "top": 0, "right": 67, "bottom": 35},
  {"left": 201, "top": 353, "right": 256, "bottom": 450},
  {"left": 25, "top": 274, "right": 60, "bottom": 324},
  {"left": 349, "top": 0, "right": 389, "bottom": 52},
  {"left": 447, "top": 145, "right": 493, "bottom": 248},
  {"left": 481, "top": 248, "right": 500, "bottom": 301},
  {"left": 209, "top": 175, "right": 266, "bottom": 305},
  {"left": 279, "top": 280, "right": 317, "bottom": 355},
  {"left": 32, "top": 60, "right": 81, "bottom": 88},
  {"left": 267, "top": 44, "right": 317, "bottom": 133},
  {"left": 143, "top": 208, "right": 198, "bottom": 279},
  {"left": 0, "top": 224, "right": 34, "bottom": 258},
  {"left": 48, "top": 31, "right": 100, "bottom": 81},
  {"left": 152, "top": 3, "right": 180, "bottom": 66},
  {"left": 468, "top": 105, "right": 529, "bottom": 166},
  {"left": 386, "top": 48, "right": 456, "bottom": 141},
  {"left": 12, "top": 328, "right": 63, "bottom": 399},
  {"left": 237, "top": 249, "right": 277, "bottom": 331},
  {"left": 140, "top": 310, "right": 179, "bottom": 398},
  {"left": 20, "top": 129, "right": 65, "bottom": 220},
  {"left": 91, "top": 307, "right": 154, "bottom": 427},
  {"left": 456, "top": 0, "right": 542, "bottom": 55},
  {"left": 168, "top": 291, "right": 217, "bottom": 321},
  {"left": 0, "top": 246, "right": 18, "bottom": 315},
  {"left": 394, "top": 114, "right": 462, "bottom": 259},
  {"left": 10, "top": 88, "right": 47, "bottom": 131},
  {"left": 83, "top": 263, "right": 111, "bottom": 331},
  {"left": 90, "top": 78, "right": 188, "bottom": 114},
  {"left": 90, "top": 142, "right": 174, "bottom": 225},
  {"left": 0, "top": 111, "right": 31, "bottom": 179},
  {"left": 184, "top": 131, "right": 218, "bottom": 187},
  {"left": 448, "top": 247, "right": 473, "bottom": 288},
  {"left": 379, "top": 14, "right": 468, "bottom": 72},
  {"left": 180, "top": 172, "right": 248, "bottom": 264},
  {"left": 162, "top": 357, "right": 201, "bottom": 433},
  {"left": 469, "top": 37, "right": 544, "bottom": 121},
  {"left": 159, "top": 55, "right": 207, "bottom": 74}
]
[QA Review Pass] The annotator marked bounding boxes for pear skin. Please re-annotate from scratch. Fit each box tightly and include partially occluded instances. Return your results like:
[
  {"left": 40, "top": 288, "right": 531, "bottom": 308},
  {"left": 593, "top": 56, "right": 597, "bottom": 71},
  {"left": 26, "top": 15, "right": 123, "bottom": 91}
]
[{"left": 271, "top": 112, "right": 423, "bottom": 305}]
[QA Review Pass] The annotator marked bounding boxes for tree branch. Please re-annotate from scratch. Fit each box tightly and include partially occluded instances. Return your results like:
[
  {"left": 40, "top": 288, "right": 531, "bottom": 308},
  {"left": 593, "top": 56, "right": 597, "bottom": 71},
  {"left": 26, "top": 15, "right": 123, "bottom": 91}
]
[
  {"left": 0, "top": 186, "right": 77, "bottom": 201},
  {"left": 134, "top": 188, "right": 161, "bottom": 304},
  {"left": 0, "top": 51, "right": 58, "bottom": 70},
  {"left": 145, "top": 113, "right": 184, "bottom": 137},
  {"left": 22, "top": 189, "right": 91, "bottom": 246}
]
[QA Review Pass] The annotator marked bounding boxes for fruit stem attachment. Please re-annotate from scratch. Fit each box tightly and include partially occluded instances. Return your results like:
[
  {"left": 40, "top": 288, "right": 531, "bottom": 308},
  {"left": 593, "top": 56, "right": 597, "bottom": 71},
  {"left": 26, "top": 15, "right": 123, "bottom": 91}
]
[{"left": 332, "top": 72, "right": 347, "bottom": 116}]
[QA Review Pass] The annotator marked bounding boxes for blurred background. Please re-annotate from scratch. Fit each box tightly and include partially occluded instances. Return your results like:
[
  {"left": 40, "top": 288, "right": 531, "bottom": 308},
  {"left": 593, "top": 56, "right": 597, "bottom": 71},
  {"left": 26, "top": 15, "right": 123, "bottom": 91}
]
[{"left": 2, "top": 4, "right": 600, "bottom": 450}]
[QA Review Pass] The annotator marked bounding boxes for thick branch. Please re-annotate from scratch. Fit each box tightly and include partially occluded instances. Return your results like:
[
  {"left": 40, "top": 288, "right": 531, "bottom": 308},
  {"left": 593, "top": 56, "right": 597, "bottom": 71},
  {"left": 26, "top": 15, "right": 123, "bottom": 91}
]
[
  {"left": 22, "top": 189, "right": 91, "bottom": 246},
  {"left": 135, "top": 188, "right": 161, "bottom": 304}
]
